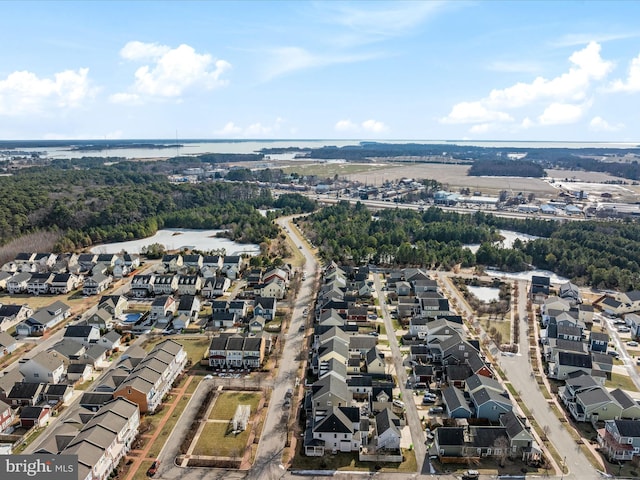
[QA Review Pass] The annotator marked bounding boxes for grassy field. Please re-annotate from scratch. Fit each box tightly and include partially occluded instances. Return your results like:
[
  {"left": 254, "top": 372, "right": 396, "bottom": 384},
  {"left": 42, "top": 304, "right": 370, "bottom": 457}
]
[
  {"left": 142, "top": 335, "right": 210, "bottom": 365},
  {"left": 147, "top": 395, "right": 191, "bottom": 458},
  {"left": 192, "top": 422, "right": 250, "bottom": 457},
  {"left": 291, "top": 448, "right": 417, "bottom": 473},
  {"left": 209, "top": 391, "right": 261, "bottom": 420},
  {"left": 605, "top": 372, "right": 639, "bottom": 392},
  {"left": 280, "top": 162, "right": 390, "bottom": 178}
]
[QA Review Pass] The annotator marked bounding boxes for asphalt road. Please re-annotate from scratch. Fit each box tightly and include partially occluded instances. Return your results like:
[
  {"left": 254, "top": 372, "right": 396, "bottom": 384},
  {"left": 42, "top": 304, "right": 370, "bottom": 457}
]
[
  {"left": 245, "top": 215, "right": 319, "bottom": 480},
  {"left": 372, "top": 271, "right": 429, "bottom": 474}
]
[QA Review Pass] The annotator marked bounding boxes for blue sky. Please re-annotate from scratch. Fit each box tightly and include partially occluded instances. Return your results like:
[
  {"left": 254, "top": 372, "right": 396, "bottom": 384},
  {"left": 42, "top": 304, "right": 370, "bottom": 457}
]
[{"left": 1, "top": 1, "right": 640, "bottom": 141}]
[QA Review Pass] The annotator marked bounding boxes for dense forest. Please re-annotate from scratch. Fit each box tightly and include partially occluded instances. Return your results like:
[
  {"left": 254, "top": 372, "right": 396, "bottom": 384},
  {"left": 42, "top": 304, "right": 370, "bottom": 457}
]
[
  {"left": 304, "top": 202, "right": 640, "bottom": 290},
  {"left": 0, "top": 162, "right": 315, "bottom": 255}
]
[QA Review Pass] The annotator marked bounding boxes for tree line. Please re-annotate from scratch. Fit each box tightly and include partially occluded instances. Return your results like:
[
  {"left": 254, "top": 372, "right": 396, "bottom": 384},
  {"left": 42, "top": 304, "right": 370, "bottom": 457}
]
[{"left": 305, "top": 202, "right": 640, "bottom": 290}]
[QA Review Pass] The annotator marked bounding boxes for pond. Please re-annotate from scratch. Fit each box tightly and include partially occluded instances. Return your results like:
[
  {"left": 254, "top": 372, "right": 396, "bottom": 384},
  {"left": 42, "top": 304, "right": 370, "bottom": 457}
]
[
  {"left": 90, "top": 228, "right": 260, "bottom": 255},
  {"left": 464, "top": 229, "right": 541, "bottom": 254},
  {"left": 467, "top": 286, "right": 501, "bottom": 303}
]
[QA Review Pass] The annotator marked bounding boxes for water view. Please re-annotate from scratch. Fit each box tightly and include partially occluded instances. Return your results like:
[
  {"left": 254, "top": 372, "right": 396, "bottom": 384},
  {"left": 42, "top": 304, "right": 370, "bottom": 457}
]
[
  {"left": 467, "top": 286, "right": 501, "bottom": 303},
  {"left": 89, "top": 228, "right": 260, "bottom": 255}
]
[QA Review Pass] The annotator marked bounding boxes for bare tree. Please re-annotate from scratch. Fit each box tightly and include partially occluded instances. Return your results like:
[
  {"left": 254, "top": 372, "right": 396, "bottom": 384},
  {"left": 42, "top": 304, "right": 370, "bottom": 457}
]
[{"left": 493, "top": 435, "right": 510, "bottom": 468}]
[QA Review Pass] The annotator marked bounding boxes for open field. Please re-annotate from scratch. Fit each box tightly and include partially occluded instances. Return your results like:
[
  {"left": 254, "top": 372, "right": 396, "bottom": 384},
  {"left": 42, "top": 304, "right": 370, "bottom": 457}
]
[
  {"left": 142, "top": 335, "right": 210, "bottom": 365},
  {"left": 606, "top": 372, "right": 639, "bottom": 392},
  {"left": 209, "top": 391, "right": 261, "bottom": 420},
  {"left": 280, "top": 161, "right": 391, "bottom": 178},
  {"left": 192, "top": 422, "right": 250, "bottom": 457}
]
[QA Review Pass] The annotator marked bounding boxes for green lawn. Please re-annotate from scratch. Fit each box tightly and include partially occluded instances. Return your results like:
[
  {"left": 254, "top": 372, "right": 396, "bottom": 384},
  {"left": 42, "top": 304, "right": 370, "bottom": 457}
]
[
  {"left": 142, "top": 336, "right": 210, "bottom": 365},
  {"left": 291, "top": 448, "right": 417, "bottom": 473},
  {"left": 147, "top": 395, "right": 191, "bottom": 458},
  {"left": 606, "top": 372, "right": 639, "bottom": 392},
  {"left": 192, "top": 422, "right": 250, "bottom": 457},
  {"left": 209, "top": 391, "right": 261, "bottom": 420}
]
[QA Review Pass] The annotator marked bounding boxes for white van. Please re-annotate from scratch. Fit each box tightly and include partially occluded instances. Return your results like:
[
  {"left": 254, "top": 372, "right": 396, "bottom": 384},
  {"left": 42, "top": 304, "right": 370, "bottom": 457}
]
[{"left": 392, "top": 399, "right": 405, "bottom": 409}]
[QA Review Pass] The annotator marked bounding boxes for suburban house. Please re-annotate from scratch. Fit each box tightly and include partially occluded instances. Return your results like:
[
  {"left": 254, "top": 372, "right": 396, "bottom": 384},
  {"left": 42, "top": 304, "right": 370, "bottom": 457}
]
[
  {"left": 20, "top": 405, "right": 51, "bottom": 428},
  {"left": 0, "top": 303, "right": 33, "bottom": 332},
  {"left": 442, "top": 386, "right": 473, "bottom": 419},
  {"left": 99, "top": 330, "right": 122, "bottom": 351},
  {"left": 470, "top": 387, "right": 513, "bottom": 421},
  {"left": 254, "top": 296, "right": 277, "bottom": 321},
  {"left": 83, "top": 272, "right": 113, "bottom": 296},
  {"left": 559, "top": 282, "right": 582, "bottom": 305},
  {"left": 208, "top": 333, "right": 265, "bottom": 369},
  {"left": 150, "top": 296, "right": 177, "bottom": 322},
  {"left": 113, "top": 339, "right": 186, "bottom": 413},
  {"left": 26, "top": 273, "right": 53, "bottom": 295},
  {"left": 19, "top": 350, "right": 66, "bottom": 384},
  {"left": 16, "top": 301, "right": 71, "bottom": 336},
  {"left": 221, "top": 255, "right": 243, "bottom": 279},
  {"left": 0, "top": 400, "right": 15, "bottom": 433},
  {"left": 177, "top": 275, "right": 202, "bottom": 296},
  {"left": 598, "top": 419, "right": 640, "bottom": 461},
  {"left": 549, "top": 352, "right": 593, "bottom": 380},
  {"left": 569, "top": 386, "right": 622, "bottom": 422},
  {"left": 307, "top": 406, "right": 362, "bottom": 455},
  {"left": 434, "top": 425, "right": 512, "bottom": 462},
  {"left": 589, "top": 331, "right": 609, "bottom": 353},
  {"left": 176, "top": 295, "right": 201, "bottom": 318},
  {"left": 182, "top": 254, "right": 203, "bottom": 271},
  {"left": 60, "top": 397, "right": 141, "bottom": 480},
  {"left": 0, "top": 331, "right": 18, "bottom": 357},
  {"left": 98, "top": 295, "right": 128, "bottom": 318},
  {"left": 256, "top": 279, "right": 286, "bottom": 299},
  {"left": 64, "top": 325, "right": 101, "bottom": 346},
  {"left": 6, "top": 272, "right": 31, "bottom": 294},
  {"left": 7, "top": 382, "right": 45, "bottom": 407},
  {"left": 129, "top": 274, "right": 155, "bottom": 298},
  {"left": 201, "top": 276, "right": 230, "bottom": 298},
  {"left": 617, "top": 290, "right": 640, "bottom": 314},
  {"left": 530, "top": 275, "right": 551, "bottom": 303},
  {"left": 67, "top": 363, "right": 93, "bottom": 384},
  {"left": 86, "top": 309, "right": 113, "bottom": 330},
  {"left": 162, "top": 254, "right": 183, "bottom": 272},
  {"left": 152, "top": 274, "right": 178, "bottom": 296},
  {"left": 43, "top": 383, "right": 74, "bottom": 404},
  {"left": 48, "top": 273, "right": 80, "bottom": 294}
]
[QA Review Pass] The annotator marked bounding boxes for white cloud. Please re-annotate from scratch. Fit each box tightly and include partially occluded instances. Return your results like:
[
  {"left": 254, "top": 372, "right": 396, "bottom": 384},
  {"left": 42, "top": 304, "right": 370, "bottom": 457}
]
[
  {"left": 469, "top": 123, "right": 492, "bottom": 134},
  {"left": 0, "top": 68, "right": 95, "bottom": 116},
  {"left": 441, "top": 42, "right": 612, "bottom": 128},
  {"left": 324, "top": 2, "right": 444, "bottom": 39},
  {"left": 538, "top": 103, "right": 585, "bottom": 125},
  {"left": 108, "top": 92, "right": 141, "bottom": 105},
  {"left": 335, "top": 119, "right": 359, "bottom": 132},
  {"left": 120, "top": 41, "right": 171, "bottom": 61},
  {"left": 486, "top": 42, "right": 612, "bottom": 109},
  {"left": 609, "top": 52, "right": 640, "bottom": 92},
  {"left": 362, "top": 119, "right": 388, "bottom": 133},
  {"left": 262, "top": 46, "right": 378, "bottom": 80},
  {"left": 441, "top": 101, "right": 513, "bottom": 124},
  {"left": 115, "top": 41, "right": 231, "bottom": 100},
  {"left": 589, "top": 116, "right": 624, "bottom": 132}
]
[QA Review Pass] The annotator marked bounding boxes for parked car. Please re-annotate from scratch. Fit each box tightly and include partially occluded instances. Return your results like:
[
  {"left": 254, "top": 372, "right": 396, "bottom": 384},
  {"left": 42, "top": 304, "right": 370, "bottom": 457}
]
[
  {"left": 392, "top": 399, "right": 405, "bottom": 409},
  {"left": 627, "top": 341, "right": 639, "bottom": 347},
  {"left": 618, "top": 327, "right": 631, "bottom": 333},
  {"left": 429, "top": 406, "right": 444, "bottom": 414},
  {"left": 147, "top": 460, "right": 160, "bottom": 477},
  {"left": 422, "top": 397, "right": 436, "bottom": 405},
  {"left": 462, "top": 470, "right": 479, "bottom": 480}
]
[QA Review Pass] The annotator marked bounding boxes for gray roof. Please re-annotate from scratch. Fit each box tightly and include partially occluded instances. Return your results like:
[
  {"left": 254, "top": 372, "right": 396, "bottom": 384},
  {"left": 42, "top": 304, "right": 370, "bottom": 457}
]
[
  {"left": 465, "top": 374, "right": 503, "bottom": 393},
  {"left": 613, "top": 419, "right": 640, "bottom": 437},
  {"left": 577, "top": 386, "right": 615, "bottom": 406},
  {"left": 442, "top": 386, "right": 470, "bottom": 413},
  {"left": 500, "top": 410, "right": 529, "bottom": 439},
  {"left": 472, "top": 387, "right": 512, "bottom": 408},
  {"left": 590, "top": 331, "right": 609, "bottom": 342},
  {"left": 610, "top": 389, "right": 639, "bottom": 410},
  {"left": 375, "top": 408, "right": 400, "bottom": 436},
  {"left": 558, "top": 352, "right": 593, "bottom": 369}
]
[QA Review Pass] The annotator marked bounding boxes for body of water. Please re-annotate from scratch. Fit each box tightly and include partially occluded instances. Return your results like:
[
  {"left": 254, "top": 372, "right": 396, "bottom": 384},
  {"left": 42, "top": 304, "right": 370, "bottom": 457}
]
[
  {"left": 89, "top": 228, "right": 260, "bottom": 255},
  {"left": 467, "top": 285, "right": 501, "bottom": 303},
  {"left": 3, "top": 139, "right": 638, "bottom": 160},
  {"left": 486, "top": 268, "right": 569, "bottom": 284},
  {"left": 464, "top": 229, "right": 540, "bottom": 254}
]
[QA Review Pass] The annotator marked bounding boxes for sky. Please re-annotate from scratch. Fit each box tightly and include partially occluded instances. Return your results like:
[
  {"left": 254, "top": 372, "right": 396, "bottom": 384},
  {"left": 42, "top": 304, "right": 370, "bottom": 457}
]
[{"left": 1, "top": 1, "right": 640, "bottom": 142}]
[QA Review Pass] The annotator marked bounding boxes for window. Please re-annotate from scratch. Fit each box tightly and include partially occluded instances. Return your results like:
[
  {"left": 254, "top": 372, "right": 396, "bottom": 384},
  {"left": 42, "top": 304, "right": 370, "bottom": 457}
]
[{"left": 33, "top": 373, "right": 39, "bottom": 378}]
